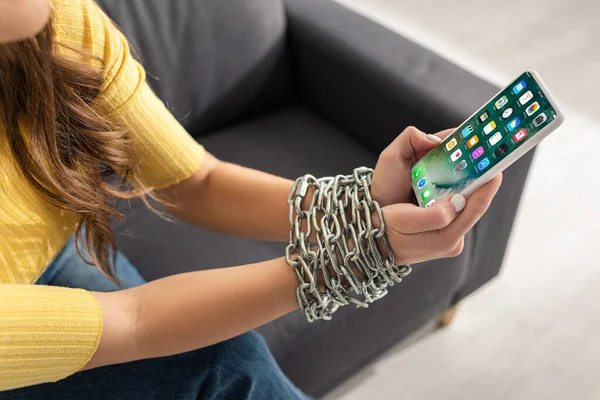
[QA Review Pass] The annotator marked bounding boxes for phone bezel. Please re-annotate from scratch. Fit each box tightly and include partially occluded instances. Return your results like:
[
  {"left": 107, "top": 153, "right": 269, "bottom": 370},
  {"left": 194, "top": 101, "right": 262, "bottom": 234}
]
[{"left": 413, "top": 70, "right": 565, "bottom": 206}]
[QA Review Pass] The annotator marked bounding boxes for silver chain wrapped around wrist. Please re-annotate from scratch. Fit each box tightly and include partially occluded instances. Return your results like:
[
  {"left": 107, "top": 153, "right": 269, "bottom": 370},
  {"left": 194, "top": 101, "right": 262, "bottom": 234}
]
[{"left": 286, "top": 167, "right": 412, "bottom": 322}]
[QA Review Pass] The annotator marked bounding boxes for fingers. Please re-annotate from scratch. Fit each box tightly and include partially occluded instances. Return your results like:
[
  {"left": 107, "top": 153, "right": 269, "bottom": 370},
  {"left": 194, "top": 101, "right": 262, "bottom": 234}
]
[
  {"left": 440, "top": 174, "right": 503, "bottom": 239},
  {"left": 383, "top": 194, "right": 464, "bottom": 234},
  {"left": 411, "top": 175, "right": 502, "bottom": 255},
  {"left": 446, "top": 238, "right": 465, "bottom": 258},
  {"left": 385, "top": 174, "right": 502, "bottom": 265}
]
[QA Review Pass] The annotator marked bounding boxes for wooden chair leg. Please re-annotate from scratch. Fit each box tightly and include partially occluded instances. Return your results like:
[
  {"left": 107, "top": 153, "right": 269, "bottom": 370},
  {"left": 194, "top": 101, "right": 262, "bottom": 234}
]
[{"left": 438, "top": 305, "right": 459, "bottom": 327}]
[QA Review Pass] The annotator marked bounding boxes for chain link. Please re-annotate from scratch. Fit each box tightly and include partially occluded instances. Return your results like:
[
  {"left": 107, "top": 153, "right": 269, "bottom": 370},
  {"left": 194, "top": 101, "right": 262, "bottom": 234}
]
[{"left": 286, "top": 167, "right": 411, "bottom": 322}]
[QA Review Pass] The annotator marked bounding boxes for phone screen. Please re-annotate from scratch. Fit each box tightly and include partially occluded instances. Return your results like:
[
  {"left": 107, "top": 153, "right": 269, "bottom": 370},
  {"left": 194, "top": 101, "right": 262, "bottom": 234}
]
[{"left": 412, "top": 71, "right": 558, "bottom": 207}]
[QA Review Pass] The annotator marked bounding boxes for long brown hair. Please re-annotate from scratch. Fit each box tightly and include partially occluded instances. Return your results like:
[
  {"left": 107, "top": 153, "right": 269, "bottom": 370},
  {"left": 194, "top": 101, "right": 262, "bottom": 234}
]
[{"left": 0, "top": 17, "right": 149, "bottom": 279}]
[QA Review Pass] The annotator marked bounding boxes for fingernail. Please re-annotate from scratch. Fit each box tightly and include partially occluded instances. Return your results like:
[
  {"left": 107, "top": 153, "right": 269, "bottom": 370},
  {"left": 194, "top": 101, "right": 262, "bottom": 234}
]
[
  {"left": 427, "top": 135, "right": 442, "bottom": 143},
  {"left": 450, "top": 194, "right": 466, "bottom": 213}
]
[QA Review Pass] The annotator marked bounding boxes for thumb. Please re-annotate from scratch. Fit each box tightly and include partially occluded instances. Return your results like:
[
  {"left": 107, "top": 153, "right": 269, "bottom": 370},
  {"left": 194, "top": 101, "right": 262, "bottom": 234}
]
[
  {"left": 411, "top": 128, "right": 457, "bottom": 159},
  {"left": 409, "top": 129, "right": 443, "bottom": 156},
  {"left": 434, "top": 128, "right": 456, "bottom": 141}
]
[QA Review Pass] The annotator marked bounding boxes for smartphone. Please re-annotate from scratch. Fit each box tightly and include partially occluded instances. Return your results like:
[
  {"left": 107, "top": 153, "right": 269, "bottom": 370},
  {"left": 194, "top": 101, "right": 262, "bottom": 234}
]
[{"left": 411, "top": 70, "right": 564, "bottom": 208}]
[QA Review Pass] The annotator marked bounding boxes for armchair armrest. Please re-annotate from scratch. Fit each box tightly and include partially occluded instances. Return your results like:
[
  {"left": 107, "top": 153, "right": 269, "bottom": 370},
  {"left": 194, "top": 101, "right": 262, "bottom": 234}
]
[{"left": 285, "top": 0, "right": 498, "bottom": 152}]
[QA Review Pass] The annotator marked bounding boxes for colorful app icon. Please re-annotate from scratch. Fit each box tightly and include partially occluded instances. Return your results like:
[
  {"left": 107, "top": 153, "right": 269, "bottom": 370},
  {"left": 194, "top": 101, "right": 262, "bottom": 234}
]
[
  {"left": 532, "top": 112, "right": 548, "bottom": 127},
  {"left": 513, "top": 128, "right": 527, "bottom": 142},
  {"left": 450, "top": 149, "right": 463, "bottom": 162},
  {"left": 519, "top": 90, "right": 533, "bottom": 105},
  {"left": 507, "top": 117, "right": 521, "bottom": 131},
  {"left": 455, "top": 160, "right": 467, "bottom": 172},
  {"left": 488, "top": 132, "right": 502, "bottom": 146},
  {"left": 445, "top": 138, "right": 458, "bottom": 151},
  {"left": 501, "top": 107, "right": 513, "bottom": 119},
  {"left": 494, "top": 143, "right": 509, "bottom": 157},
  {"left": 461, "top": 124, "right": 474, "bottom": 138},
  {"left": 495, "top": 95, "right": 508, "bottom": 109},
  {"left": 425, "top": 199, "right": 436, "bottom": 208},
  {"left": 483, "top": 121, "right": 496, "bottom": 135},
  {"left": 471, "top": 146, "right": 484, "bottom": 160},
  {"left": 479, "top": 111, "right": 489, "bottom": 123},
  {"left": 513, "top": 80, "right": 526, "bottom": 94},
  {"left": 466, "top": 135, "right": 479, "bottom": 149},
  {"left": 421, "top": 188, "right": 432, "bottom": 202},
  {"left": 477, "top": 157, "right": 490, "bottom": 171},
  {"left": 525, "top": 101, "right": 540, "bottom": 116},
  {"left": 412, "top": 164, "right": 424, "bottom": 179},
  {"left": 417, "top": 177, "right": 428, "bottom": 189}
]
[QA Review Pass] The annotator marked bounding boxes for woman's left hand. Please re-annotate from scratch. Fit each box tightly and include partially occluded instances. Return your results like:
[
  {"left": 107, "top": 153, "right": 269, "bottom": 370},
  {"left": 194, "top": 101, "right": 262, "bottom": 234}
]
[{"left": 371, "top": 126, "right": 453, "bottom": 207}]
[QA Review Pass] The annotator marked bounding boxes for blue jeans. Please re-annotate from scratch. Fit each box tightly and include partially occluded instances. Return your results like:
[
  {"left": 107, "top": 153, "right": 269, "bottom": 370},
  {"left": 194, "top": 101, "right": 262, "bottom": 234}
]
[{"left": 2, "top": 236, "right": 309, "bottom": 400}]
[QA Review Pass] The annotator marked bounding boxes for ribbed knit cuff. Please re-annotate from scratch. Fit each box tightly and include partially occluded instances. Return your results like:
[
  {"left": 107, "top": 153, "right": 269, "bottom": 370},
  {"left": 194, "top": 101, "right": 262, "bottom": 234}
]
[{"left": 0, "top": 285, "right": 102, "bottom": 391}]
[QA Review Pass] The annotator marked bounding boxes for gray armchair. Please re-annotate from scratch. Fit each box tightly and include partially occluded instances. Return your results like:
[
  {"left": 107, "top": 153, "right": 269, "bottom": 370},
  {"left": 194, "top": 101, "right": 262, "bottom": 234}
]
[{"left": 98, "top": 0, "right": 534, "bottom": 397}]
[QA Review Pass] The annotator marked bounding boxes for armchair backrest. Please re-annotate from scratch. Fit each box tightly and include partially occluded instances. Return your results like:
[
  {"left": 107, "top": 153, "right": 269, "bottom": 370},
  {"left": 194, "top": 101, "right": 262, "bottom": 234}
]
[{"left": 97, "top": 0, "right": 291, "bottom": 136}]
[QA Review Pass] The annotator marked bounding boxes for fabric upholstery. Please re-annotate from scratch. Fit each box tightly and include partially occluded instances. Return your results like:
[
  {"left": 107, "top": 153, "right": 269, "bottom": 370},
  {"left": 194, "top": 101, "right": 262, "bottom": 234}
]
[
  {"left": 97, "top": 0, "right": 291, "bottom": 134},
  {"left": 285, "top": 0, "right": 499, "bottom": 153}
]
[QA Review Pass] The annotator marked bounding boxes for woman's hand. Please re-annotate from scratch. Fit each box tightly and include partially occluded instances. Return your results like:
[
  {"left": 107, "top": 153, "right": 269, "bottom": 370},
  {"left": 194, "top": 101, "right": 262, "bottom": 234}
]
[
  {"left": 371, "top": 126, "right": 453, "bottom": 207},
  {"left": 382, "top": 175, "right": 502, "bottom": 265},
  {"left": 371, "top": 126, "right": 503, "bottom": 264}
]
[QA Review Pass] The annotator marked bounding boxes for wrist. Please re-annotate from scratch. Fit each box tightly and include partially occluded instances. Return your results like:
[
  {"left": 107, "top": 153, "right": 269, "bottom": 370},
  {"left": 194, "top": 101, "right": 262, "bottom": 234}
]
[{"left": 287, "top": 168, "right": 411, "bottom": 323}]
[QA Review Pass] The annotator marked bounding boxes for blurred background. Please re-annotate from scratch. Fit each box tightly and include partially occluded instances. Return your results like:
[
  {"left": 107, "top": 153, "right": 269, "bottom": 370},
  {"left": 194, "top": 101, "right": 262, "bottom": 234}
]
[{"left": 328, "top": 0, "right": 600, "bottom": 399}]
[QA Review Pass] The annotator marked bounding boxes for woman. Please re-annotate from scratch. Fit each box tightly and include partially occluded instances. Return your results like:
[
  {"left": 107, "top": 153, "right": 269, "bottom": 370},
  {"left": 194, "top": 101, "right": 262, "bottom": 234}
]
[{"left": 0, "top": 0, "right": 502, "bottom": 398}]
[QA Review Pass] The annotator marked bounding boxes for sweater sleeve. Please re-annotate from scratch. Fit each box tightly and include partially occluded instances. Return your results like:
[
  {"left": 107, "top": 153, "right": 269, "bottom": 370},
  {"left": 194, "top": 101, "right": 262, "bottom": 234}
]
[
  {"left": 0, "top": 285, "right": 102, "bottom": 391},
  {"left": 54, "top": 0, "right": 205, "bottom": 189},
  {"left": 94, "top": 16, "right": 206, "bottom": 189}
]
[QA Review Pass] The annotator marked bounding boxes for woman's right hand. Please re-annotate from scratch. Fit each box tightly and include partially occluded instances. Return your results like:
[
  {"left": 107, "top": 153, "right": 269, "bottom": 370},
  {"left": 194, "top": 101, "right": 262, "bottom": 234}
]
[{"left": 381, "top": 175, "right": 503, "bottom": 265}]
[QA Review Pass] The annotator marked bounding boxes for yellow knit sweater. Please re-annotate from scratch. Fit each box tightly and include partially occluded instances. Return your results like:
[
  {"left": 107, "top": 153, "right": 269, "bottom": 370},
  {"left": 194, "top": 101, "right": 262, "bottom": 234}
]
[{"left": 0, "top": 0, "right": 205, "bottom": 390}]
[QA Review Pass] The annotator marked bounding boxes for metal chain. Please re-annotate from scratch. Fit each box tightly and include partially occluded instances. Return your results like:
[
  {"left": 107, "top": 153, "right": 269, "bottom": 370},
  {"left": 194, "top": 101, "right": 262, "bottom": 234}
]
[{"left": 286, "top": 167, "right": 412, "bottom": 322}]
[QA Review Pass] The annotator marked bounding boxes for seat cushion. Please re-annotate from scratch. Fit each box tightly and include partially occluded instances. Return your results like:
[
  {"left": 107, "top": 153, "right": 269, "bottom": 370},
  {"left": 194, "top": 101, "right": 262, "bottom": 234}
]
[{"left": 114, "top": 106, "right": 469, "bottom": 396}]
